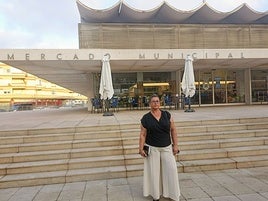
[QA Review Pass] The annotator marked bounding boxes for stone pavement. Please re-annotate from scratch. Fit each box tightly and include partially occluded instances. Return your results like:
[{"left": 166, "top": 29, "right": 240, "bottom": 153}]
[
  {"left": 0, "top": 167, "right": 267, "bottom": 201},
  {"left": 0, "top": 105, "right": 268, "bottom": 201},
  {"left": 0, "top": 104, "right": 268, "bottom": 131}
]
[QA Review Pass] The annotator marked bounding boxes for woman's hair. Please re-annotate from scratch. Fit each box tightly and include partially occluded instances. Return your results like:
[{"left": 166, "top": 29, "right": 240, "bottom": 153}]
[{"left": 149, "top": 94, "right": 159, "bottom": 102}]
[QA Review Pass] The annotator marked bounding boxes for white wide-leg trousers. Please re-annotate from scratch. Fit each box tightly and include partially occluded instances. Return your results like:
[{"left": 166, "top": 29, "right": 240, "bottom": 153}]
[{"left": 143, "top": 145, "right": 180, "bottom": 201}]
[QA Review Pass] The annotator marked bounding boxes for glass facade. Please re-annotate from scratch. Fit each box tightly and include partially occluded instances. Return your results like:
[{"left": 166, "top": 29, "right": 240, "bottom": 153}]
[
  {"left": 93, "top": 72, "right": 175, "bottom": 108},
  {"left": 193, "top": 69, "right": 245, "bottom": 106},
  {"left": 252, "top": 70, "right": 268, "bottom": 103},
  {"left": 91, "top": 69, "right": 268, "bottom": 108}
]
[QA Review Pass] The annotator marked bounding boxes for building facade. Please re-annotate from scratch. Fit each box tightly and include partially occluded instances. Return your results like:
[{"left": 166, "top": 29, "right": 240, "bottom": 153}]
[
  {"left": 77, "top": 1, "right": 268, "bottom": 107},
  {"left": 0, "top": 1, "right": 267, "bottom": 111}
]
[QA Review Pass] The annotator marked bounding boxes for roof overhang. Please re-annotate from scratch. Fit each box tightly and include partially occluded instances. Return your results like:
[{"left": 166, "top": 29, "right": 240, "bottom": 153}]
[
  {"left": 76, "top": 0, "right": 268, "bottom": 24},
  {"left": 1, "top": 49, "right": 268, "bottom": 96}
]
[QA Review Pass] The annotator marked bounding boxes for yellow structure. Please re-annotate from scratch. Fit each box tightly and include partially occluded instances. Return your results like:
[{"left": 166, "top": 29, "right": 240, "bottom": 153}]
[{"left": 0, "top": 62, "right": 87, "bottom": 111}]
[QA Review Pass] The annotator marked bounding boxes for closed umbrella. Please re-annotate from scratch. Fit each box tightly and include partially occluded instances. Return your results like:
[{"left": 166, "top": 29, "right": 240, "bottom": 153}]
[
  {"left": 99, "top": 54, "right": 114, "bottom": 116},
  {"left": 181, "top": 55, "right": 196, "bottom": 112}
]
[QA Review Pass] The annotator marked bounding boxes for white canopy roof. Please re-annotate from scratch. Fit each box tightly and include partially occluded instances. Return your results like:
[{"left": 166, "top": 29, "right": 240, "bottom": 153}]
[
  {"left": 76, "top": 0, "right": 268, "bottom": 24},
  {"left": 1, "top": 49, "right": 268, "bottom": 96}
]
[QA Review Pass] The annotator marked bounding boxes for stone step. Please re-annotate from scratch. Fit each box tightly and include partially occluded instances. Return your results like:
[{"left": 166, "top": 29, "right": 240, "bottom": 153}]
[
  {"left": 1, "top": 134, "right": 266, "bottom": 157},
  {"left": 0, "top": 150, "right": 224, "bottom": 175},
  {"left": 218, "top": 137, "right": 267, "bottom": 148},
  {"left": 247, "top": 123, "right": 268, "bottom": 130},
  {"left": 0, "top": 146, "right": 125, "bottom": 164},
  {"left": 0, "top": 128, "right": 74, "bottom": 137},
  {"left": 1, "top": 141, "right": 267, "bottom": 167},
  {"left": 238, "top": 117, "right": 268, "bottom": 124},
  {"left": 0, "top": 124, "right": 126, "bottom": 136},
  {"left": 125, "top": 127, "right": 268, "bottom": 141},
  {"left": 0, "top": 149, "right": 70, "bottom": 164},
  {"left": 180, "top": 158, "right": 237, "bottom": 172},
  {"left": 0, "top": 166, "right": 127, "bottom": 189},
  {"left": 1, "top": 153, "right": 268, "bottom": 189},
  {"left": 0, "top": 150, "right": 222, "bottom": 175},
  {"left": 0, "top": 117, "right": 268, "bottom": 189},
  {"left": 0, "top": 118, "right": 267, "bottom": 139},
  {"left": 178, "top": 149, "right": 227, "bottom": 161},
  {"left": 179, "top": 137, "right": 268, "bottom": 150},
  {"left": 1, "top": 119, "right": 267, "bottom": 140},
  {"left": 70, "top": 146, "right": 124, "bottom": 159},
  {"left": 0, "top": 138, "right": 123, "bottom": 154},
  {"left": 232, "top": 155, "right": 268, "bottom": 168},
  {"left": 0, "top": 125, "right": 122, "bottom": 138},
  {"left": 0, "top": 127, "right": 267, "bottom": 147},
  {"left": 125, "top": 145, "right": 268, "bottom": 164},
  {"left": 177, "top": 122, "right": 268, "bottom": 134},
  {"left": 255, "top": 129, "right": 268, "bottom": 137},
  {"left": 1, "top": 144, "right": 268, "bottom": 177},
  {"left": 175, "top": 117, "right": 268, "bottom": 127},
  {"left": 0, "top": 131, "right": 123, "bottom": 145},
  {"left": 0, "top": 159, "right": 68, "bottom": 176},
  {"left": 177, "top": 124, "right": 247, "bottom": 134},
  {"left": 0, "top": 134, "right": 74, "bottom": 145},
  {"left": 123, "top": 150, "right": 227, "bottom": 166},
  {"left": 1, "top": 135, "right": 267, "bottom": 164},
  {"left": 88, "top": 129, "right": 268, "bottom": 143},
  {"left": 176, "top": 119, "right": 241, "bottom": 127},
  {"left": 180, "top": 154, "right": 268, "bottom": 172},
  {"left": 179, "top": 130, "right": 255, "bottom": 142},
  {"left": 115, "top": 123, "right": 268, "bottom": 137},
  {"left": 120, "top": 129, "right": 267, "bottom": 142},
  {"left": 225, "top": 145, "right": 268, "bottom": 157},
  {"left": 178, "top": 145, "right": 268, "bottom": 161},
  {"left": 0, "top": 155, "right": 127, "bottom": 176},
  {"left": 1, "top": 121, "right": 267, "bottom": 146}
]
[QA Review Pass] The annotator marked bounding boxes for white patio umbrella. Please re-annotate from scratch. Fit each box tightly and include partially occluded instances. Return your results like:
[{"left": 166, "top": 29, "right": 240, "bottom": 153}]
[
  {"left": 99, "top": 54, "right": 114, "bottom": 116},
  {"left": 181, "top": 55, "right": 196, "bottom": 112}
]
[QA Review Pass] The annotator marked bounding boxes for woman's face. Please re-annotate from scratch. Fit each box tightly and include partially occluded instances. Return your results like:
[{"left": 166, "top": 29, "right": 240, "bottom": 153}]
[{"left": 150, "top": 97, "right": 160, "bottom": 109}]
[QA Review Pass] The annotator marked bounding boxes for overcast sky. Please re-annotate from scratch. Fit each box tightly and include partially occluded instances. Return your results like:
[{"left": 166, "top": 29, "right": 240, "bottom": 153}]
[{"left": 0, "top": 0, "right": 267, "bottom": 49}]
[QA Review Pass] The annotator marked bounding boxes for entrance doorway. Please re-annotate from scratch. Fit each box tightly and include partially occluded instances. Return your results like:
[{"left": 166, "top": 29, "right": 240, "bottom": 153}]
[
  {"left": 251, "top": 70, "right": 268, "bottom": 103},
  {"left": 92, "top": 69, "right": 246, "bottom": 109},
  {"left": 195, "top": 69, "right": 245, "bottom": 105},
  {"left": 93, "top": 72, "right": 177, "bottom": 109}
]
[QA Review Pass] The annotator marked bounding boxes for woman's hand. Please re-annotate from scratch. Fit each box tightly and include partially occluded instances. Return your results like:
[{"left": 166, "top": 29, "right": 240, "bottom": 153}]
[
  {"left": 172, "top": 145, "right": 180, "bottom": 155},
  {"left": 139, "top": 149, "right": 147, "bottom": 157}
]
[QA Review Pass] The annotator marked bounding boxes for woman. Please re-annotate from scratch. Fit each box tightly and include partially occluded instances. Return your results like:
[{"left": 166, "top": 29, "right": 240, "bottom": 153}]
[{"left": 139, "top": 94, "right": 180, "bottom": 201}]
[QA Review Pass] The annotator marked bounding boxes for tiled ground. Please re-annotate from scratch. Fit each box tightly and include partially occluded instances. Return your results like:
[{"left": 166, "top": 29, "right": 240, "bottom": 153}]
[{"left": 0, "top": 167, "right": 267, "bottom": 201}]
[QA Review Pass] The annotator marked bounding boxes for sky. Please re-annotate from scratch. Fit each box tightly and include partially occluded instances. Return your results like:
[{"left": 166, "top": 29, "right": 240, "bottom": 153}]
[{"left": 0, "top": 0, "right": 267, "bottom": 49}]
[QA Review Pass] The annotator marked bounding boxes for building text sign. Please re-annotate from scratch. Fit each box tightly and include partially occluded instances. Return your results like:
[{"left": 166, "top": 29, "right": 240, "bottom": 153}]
[{"left": 0, "top": 49, "right": 268, "bottom": 61}]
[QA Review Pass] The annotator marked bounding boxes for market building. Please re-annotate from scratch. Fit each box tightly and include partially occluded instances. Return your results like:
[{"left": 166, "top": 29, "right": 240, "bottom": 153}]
[{"left": 0, "top": 1, "right": 268, "bottom": 111}]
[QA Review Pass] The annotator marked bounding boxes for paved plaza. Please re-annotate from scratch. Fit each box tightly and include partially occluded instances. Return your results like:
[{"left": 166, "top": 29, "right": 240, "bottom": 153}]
[
  {"left": 0, "top": 167, "right": 267, "bottom": 201},
  {"left": 0, "top": 105, "right": 267, "bottom": 201},
  {"left": 1, "top": 105, "right": 268, "bottom": 131}
]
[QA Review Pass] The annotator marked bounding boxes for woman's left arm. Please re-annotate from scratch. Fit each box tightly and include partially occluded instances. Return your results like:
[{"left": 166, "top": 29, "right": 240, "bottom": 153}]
[{"left": 170, "top": 116, "right": 179, "bottom": 155}]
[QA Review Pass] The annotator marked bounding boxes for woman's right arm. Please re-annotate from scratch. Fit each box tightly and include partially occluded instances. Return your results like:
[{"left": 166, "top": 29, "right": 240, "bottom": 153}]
[{"left": 139, "top": 124, "right": 147, "bottom": 157}]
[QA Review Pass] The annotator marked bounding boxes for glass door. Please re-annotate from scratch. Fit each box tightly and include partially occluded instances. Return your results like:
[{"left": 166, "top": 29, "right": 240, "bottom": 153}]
[
  {"left": 213, "top": 70, "right": 227, "bottom": 104},
  {"left": 197, "top": 69, "right": 245, "bottom": 105},
  {"left": 199, "top": 71, "right": 213, "bottom": 104}
]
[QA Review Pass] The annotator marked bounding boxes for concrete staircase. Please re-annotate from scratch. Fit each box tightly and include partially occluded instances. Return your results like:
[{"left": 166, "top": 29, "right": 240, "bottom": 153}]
[{"left": 0, "top": 117, "right": 268, "bottom": 188}]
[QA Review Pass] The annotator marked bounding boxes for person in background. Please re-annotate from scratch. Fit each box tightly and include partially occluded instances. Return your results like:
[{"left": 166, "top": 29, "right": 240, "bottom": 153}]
[{"left": 139, "top": 94, "right": 180, "bottom": 201}]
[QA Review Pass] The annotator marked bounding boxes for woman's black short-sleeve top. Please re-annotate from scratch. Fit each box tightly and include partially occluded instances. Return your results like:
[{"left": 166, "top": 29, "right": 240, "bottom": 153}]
[{"left": 141, "top": 110, "right": 171, "bottom": 147}]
